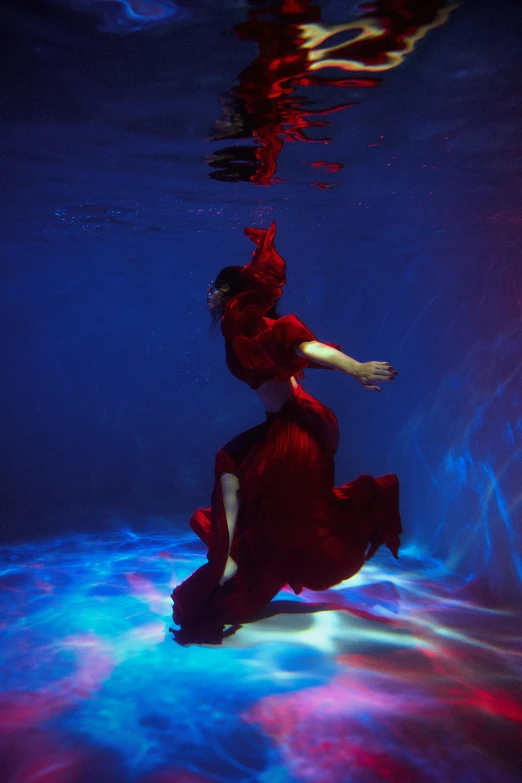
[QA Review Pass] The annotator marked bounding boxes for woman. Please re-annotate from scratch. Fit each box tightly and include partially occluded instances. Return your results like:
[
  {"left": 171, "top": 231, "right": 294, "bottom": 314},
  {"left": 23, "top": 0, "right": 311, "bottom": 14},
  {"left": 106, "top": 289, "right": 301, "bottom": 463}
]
[{"left": 171, "top": 222, "right": 401, "bottom": 645}]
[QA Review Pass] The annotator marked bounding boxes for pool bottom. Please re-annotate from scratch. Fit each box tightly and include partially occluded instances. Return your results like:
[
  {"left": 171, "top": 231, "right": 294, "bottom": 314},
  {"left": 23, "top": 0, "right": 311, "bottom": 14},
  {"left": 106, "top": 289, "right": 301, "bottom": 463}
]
[{"left": 0, "top": 529, "right": 520, "bottom": 783}]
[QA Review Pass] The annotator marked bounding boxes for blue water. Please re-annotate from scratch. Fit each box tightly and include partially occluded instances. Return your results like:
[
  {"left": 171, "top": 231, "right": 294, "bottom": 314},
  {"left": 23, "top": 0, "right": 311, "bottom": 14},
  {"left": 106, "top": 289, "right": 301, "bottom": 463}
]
[{"left": 1, "top": 1, "right": 521, "bottom": 781}]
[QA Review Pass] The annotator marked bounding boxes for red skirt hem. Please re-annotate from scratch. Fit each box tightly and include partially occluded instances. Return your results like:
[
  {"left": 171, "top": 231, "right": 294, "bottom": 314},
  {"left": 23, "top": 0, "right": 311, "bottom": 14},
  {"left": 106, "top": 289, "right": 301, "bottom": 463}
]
[{"left": 171, "top": 385, "right": 401, "bottom": 645}]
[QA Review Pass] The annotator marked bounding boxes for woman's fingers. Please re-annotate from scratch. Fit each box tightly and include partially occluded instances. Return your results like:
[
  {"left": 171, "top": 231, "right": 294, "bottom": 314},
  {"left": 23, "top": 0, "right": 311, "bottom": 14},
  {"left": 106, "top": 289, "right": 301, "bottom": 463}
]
[
  {"left": 374, "top": 362, "right": 398, "bottom": 378},
  {"left": 358, "top": 361, "right": 398, "bottom": 390}
]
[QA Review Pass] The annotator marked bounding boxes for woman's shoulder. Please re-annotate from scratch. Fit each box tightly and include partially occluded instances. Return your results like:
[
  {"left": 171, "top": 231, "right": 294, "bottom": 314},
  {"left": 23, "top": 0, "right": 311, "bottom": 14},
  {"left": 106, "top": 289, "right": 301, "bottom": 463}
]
[{"left": 266, "top": 314, "right": 318, "bottom": 344}]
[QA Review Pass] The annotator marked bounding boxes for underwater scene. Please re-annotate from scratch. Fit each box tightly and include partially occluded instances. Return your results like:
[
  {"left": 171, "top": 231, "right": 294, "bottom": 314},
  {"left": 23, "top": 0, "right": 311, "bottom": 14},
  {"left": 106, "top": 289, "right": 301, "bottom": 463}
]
[{"left": 1, "top": 1, "right": 521, "bottom": 781}]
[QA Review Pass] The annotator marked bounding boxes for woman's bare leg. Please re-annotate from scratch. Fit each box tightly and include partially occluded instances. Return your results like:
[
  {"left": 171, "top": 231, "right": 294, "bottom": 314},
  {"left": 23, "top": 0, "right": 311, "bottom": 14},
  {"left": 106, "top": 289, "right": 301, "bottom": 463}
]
[{"left": 219, "top": 473, "right": 240, "bottom": 585}]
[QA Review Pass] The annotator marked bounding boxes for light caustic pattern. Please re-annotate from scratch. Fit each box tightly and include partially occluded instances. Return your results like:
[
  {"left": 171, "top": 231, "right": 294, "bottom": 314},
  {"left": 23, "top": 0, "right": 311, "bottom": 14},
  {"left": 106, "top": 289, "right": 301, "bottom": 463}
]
[
  {"left": 49, "top": 0, "right": 187, "bottom": 33},
  {"left": 397, "top": 318, "right": 522, "bottom": 594},
  {"left": 1, "top": 530, "right": 521, "bottom": 783}
]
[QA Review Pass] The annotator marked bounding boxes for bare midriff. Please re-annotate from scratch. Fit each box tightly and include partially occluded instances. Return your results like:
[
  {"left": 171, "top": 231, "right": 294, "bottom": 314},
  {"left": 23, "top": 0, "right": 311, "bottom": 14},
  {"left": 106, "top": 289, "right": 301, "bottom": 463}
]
[{"left": 255, "top": 376, "right": 299, "bottom": 413}]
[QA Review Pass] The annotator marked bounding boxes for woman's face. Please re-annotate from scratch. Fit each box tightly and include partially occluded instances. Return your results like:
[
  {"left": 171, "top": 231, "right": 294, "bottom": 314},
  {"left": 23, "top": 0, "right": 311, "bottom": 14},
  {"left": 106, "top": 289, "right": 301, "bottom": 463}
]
[{"left": 206, "top": 280, "right": 230, "bottom": 314}]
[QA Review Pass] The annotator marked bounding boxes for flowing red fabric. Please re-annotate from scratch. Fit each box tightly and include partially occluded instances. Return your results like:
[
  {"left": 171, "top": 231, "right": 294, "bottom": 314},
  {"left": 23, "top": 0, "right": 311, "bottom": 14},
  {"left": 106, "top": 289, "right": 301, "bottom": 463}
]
[
  {"left": 222, "top": 222, "right": 342, "bottom": 388},
  {"left": 171, "top": 223, "right": 401, "bottom": 645}
]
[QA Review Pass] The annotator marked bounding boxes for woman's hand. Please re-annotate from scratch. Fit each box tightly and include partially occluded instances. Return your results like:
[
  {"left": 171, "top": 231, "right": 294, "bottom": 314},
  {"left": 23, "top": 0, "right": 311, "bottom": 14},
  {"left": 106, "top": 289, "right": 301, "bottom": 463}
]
[{"left": 355, "top": 361, "right": 398, "bottom": 392}]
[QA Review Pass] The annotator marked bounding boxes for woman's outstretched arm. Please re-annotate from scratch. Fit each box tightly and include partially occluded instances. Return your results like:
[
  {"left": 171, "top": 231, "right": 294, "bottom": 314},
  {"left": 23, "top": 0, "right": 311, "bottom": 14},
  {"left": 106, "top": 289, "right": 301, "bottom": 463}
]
[{"left": 294, "top": 341, "right": 398, "bottom": 392}]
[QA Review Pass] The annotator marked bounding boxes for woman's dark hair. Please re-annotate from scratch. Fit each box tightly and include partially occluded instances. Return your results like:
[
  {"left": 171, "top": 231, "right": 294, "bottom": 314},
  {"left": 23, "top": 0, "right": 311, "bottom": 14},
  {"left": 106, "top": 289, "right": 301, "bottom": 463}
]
[{"left": 209, "top": 265, "right": 281, "bottom": 336}]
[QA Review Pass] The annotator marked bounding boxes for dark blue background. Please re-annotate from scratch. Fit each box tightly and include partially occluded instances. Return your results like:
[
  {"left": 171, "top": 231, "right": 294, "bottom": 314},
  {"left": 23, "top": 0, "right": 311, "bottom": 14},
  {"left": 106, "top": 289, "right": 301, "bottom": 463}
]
[{"left": 1, "top": 0, "right": 520, "bottom": 594}]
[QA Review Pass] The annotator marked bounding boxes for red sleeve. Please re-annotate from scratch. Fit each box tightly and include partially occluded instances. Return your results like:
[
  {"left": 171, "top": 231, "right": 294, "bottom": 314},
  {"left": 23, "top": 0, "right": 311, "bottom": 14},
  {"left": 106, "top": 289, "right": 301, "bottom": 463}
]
[
  {"left": 270, "top": 314, "right": 316, "bottom": 351},
  {"left": 221, "top": 221, "right": 286, "bottom": 340},
  {"left": 242, "top": 221, "right": 286, "bottom": 295},
  {"left": 222, "top": 222, "right": 342, "bottom": 385},
  {"left": 268, "top": 315, "right": 343, "bottom": 377}
]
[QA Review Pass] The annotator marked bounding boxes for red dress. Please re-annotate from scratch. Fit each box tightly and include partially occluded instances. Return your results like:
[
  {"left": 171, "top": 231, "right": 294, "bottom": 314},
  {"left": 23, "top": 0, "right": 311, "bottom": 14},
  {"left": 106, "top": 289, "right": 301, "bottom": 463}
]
[{"left": 171, "top": 222, "right": 401, "bottom": 645}]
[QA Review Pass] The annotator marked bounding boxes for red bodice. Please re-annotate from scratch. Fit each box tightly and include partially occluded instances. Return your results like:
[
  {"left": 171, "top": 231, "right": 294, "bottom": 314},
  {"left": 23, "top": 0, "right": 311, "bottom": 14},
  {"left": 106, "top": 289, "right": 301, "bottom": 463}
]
[{"left": 221, "top": 222, "right": 341, "bottom": 389}]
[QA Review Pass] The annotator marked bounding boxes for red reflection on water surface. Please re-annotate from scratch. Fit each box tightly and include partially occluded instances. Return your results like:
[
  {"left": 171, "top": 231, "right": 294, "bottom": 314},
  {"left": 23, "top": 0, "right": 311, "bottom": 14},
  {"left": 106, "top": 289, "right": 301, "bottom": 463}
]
[{"left": 208, "top": 0, "right": 456, "bottom": 186}]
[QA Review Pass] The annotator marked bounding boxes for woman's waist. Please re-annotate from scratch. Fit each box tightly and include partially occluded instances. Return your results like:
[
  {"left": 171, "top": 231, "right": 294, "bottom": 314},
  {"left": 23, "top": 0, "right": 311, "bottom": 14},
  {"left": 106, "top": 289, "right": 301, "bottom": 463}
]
[
  {"left": 262, "top": 382, "right": 339, "bottom": 454},
  {"left": 254, "top": 376, "right": 299, "bottom": 413}
]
